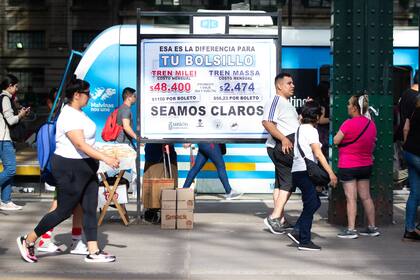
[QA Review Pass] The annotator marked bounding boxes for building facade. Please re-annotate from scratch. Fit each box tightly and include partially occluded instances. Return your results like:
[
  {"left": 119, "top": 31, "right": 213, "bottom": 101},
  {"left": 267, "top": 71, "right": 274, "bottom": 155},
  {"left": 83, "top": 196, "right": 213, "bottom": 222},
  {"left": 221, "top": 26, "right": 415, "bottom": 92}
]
[{"left": 0, "top": 0, "right": 417, "bottom": 109}]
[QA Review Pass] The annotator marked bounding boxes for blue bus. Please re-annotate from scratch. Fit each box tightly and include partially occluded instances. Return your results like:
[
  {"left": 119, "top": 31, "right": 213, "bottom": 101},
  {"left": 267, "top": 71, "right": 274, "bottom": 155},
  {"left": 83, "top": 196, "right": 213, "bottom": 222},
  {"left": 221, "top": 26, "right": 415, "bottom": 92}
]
[{"left": 70, "top": 24, "right": 418, "bottom": 194}]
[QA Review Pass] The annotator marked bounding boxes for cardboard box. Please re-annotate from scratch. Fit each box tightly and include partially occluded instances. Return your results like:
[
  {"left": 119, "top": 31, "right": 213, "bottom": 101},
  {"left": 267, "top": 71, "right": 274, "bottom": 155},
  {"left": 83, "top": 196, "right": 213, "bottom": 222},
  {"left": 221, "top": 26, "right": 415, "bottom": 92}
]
[
  {"left": 142, "top": 178, "right": 174, "bottom": 209},
  {"left": 161, "top": 209, "right": 176, "bottom": 229},
  {"left": 176, "top": 188, "right": 195, "bottom": 210},
  {"left": 176, "top": 209, "right": 194, "bottom": 229},
  {"left": 162, "top": 189, "right": 177, "bottom": 200},
  {"left": 161, "top": 189, "right": 176, "bottom": 210},
  {"left": 177, "top": 199, "right": 195, "bottom": 210},
  {"left": 161, "top": 188, "right": 194, "bottom": 230}
]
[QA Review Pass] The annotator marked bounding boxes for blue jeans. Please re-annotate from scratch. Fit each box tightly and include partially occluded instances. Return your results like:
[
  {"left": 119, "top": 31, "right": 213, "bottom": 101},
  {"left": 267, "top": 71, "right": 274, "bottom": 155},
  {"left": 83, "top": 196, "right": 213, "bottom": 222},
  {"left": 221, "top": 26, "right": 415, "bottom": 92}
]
[
  {"left": 0, "top": 141, "right": 16, "bottom": 203},
  {"left": 183, "top": 143, "right": 232, "bottom": 194},
  {"left": 404, "top": 151, "right": 420, "bottom": 231},
  {"left": 292, "top": 171, "right": 321, "bottom": 244}
]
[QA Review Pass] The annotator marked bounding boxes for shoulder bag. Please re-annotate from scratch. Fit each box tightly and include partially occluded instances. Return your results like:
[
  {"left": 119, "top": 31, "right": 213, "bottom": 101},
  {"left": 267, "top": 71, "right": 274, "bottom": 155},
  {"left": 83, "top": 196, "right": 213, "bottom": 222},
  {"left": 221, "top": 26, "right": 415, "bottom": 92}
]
[
  {"left": 296, "top": 126, "right": 330, "bottom": 186},
  {"left": 338, "top": 119, "right": 371, "bottom": 148}
]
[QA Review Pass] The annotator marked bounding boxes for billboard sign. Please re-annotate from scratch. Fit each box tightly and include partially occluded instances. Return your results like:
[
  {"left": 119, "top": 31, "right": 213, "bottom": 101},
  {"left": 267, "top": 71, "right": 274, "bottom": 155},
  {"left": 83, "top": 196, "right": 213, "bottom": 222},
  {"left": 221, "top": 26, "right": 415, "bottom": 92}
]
[{"left": 140, "top": 38, "right": 276, "bottom": 140}]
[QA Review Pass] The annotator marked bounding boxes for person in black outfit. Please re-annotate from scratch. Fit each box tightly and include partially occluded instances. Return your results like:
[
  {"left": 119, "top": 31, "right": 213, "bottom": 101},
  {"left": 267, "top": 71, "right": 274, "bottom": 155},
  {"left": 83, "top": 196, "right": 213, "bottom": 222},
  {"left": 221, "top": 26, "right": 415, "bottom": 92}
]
[
  {"left": 397, "top": 70, "right": 419, "bottom": 142},
  {"left": 402, "top": 95, "right": 420, "bottom": 241},
  {"left": 394, "top": 71, "right": 419, "bottom": 187}
]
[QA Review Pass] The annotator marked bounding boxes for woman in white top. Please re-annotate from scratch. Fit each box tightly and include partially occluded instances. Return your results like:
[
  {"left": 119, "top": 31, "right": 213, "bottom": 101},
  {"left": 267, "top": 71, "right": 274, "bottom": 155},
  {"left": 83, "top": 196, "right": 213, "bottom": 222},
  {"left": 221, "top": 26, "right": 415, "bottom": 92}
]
[
  {"left": 17, "top": 79, "right": 119, "bottom": 263},
  {"left": 287, "top": 101, "right": 337, "bottom": 251}
]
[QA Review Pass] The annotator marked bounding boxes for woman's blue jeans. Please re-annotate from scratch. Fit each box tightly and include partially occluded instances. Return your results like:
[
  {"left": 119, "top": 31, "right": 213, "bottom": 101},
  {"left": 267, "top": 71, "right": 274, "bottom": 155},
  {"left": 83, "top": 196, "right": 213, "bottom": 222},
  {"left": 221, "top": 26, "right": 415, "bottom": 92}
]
[
  {"left": 183, "top": 143, "right": 232, "bottom": 194},
  {"left": 0, "top": 141, "right": 16, "bottom": 203},
  {"left": 292, "top": 171, "right": 321, "bottom": 244},
  {"left": 404, "top": 151, "right": 420, "bottom": 231}
]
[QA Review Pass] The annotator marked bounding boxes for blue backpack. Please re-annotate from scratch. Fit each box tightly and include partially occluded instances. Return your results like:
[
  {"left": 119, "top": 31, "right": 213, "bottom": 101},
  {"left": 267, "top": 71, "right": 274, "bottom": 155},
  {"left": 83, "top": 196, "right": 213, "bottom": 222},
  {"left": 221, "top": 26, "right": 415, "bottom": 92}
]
[{"left": 36, "top": 120, "right": 57, "bottom": 186}]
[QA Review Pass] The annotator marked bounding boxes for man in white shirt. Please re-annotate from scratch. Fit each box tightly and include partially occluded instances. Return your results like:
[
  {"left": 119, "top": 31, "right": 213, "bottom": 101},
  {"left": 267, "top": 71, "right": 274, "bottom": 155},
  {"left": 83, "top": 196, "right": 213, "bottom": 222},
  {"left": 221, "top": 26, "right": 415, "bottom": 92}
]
[{"left": 262, "top": 73, "right": 300, "bottom": 234}]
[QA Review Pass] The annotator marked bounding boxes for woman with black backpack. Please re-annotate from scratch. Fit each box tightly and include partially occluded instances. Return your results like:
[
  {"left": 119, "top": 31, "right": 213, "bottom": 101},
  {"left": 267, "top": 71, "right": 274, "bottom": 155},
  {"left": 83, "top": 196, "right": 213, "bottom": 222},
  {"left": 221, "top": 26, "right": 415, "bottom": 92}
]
[{"left": 0, "top": 74, "right": 30, "bottom": 211}]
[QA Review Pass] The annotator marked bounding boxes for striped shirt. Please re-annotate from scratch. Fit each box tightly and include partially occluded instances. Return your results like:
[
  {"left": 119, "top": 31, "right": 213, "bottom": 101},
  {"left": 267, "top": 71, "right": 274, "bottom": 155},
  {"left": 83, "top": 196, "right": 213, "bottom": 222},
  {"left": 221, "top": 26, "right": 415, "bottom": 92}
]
[{"left": 262, "top": 94, "right": 299, "bottom": 148}]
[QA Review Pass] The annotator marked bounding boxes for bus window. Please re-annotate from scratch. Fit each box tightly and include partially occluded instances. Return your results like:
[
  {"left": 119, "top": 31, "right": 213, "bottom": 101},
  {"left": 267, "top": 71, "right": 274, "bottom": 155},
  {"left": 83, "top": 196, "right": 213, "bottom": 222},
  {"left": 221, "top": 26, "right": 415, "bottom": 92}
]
[
  {"left": 283, "top": 68, "right": 318, "bottom": 111},
  {"left": 283, "top": 68, "right": 317, "bottom": 97},
  {"left": 319, "top": 64, "right": 330, "bottom": 83}
]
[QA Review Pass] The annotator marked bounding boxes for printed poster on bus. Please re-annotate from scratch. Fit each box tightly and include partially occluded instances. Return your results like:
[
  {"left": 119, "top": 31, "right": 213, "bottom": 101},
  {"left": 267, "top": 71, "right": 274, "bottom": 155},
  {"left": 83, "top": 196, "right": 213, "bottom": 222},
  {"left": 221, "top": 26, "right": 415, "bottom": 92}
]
[{"left": 140, "top": 38, "right": 276, "bottom": 140}]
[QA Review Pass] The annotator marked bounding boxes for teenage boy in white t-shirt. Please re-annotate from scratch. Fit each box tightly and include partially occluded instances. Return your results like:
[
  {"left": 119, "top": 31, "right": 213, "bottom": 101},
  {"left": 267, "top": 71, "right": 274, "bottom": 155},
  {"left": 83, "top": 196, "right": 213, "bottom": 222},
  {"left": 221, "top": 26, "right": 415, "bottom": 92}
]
[{"left": 262, "top": 73, "right": 300, "bottom": 234}]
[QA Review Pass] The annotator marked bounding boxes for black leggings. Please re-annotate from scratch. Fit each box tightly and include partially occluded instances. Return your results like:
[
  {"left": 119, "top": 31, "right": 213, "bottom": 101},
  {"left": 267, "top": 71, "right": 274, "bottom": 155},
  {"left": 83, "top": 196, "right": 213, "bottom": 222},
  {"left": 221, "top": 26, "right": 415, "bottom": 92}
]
[{"left": 34, "top": 155, "right": 99, "bottom": 241}]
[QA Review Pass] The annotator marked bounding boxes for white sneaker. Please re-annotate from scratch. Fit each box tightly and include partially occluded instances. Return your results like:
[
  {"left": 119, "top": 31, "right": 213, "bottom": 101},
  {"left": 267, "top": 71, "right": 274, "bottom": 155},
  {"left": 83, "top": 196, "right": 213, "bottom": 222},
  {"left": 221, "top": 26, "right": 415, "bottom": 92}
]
[
  {"left": 85, "top": 250, "right": 116, "bottom": 263},
  {"left": 0, "top": 201, "right": 23, "bottom": 211},
  {"left": 37, "top": 240, "right": 61, "bottom": 253},
  {"left": 44, "top": 182, "right": 55, "bottom": 192},
  {"left": 70, "top": 239, "right": 88, "bottom": 255},
  {"left": 224, "top": 190, "right": 243, "bottom": 200}
]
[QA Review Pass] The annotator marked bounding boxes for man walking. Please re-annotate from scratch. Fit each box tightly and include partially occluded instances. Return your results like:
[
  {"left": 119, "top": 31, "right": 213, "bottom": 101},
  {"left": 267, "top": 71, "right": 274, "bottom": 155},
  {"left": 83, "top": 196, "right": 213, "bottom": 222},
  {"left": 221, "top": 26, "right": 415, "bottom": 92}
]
[
  {"left": 262, "top": 73, "right": 299, "bottom": 234},
  {"left": 116, "top": 87, "right": 137, "bottom": 146}
]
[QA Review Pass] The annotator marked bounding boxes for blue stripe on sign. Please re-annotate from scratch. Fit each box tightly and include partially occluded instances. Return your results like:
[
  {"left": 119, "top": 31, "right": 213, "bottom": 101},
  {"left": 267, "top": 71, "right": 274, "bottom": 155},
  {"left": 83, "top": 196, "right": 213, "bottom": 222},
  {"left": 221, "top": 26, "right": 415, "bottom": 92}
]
[
  {"left": 268, "top": 95, "right": 279, "bottom": 121},
  {"left": 178, "top": 170, "right": 274, "bottom": 179},
  {"left": 176, "top": 155, "right": 271, "bottom": 163},
  {"left": 137, "top": 154, "right": 272, "bottom": 163},
  {"left": 226, "top": 143, "right": 267, "bottom": 148}
]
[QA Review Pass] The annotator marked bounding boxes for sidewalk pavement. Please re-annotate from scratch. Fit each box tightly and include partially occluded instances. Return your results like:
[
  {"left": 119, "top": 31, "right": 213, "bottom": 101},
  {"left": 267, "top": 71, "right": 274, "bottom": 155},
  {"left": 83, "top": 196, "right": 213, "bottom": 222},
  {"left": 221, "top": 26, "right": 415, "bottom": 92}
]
[{"left": 0, "top": 193, "right": 419, "bottom": 280}]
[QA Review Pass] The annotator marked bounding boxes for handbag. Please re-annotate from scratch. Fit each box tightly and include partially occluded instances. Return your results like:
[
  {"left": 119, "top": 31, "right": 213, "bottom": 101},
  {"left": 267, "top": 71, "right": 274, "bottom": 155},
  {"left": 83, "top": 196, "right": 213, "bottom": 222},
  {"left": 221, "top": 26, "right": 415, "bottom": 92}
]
[{"left": 296, "top": 126, "right": 330, "bottom": 186}]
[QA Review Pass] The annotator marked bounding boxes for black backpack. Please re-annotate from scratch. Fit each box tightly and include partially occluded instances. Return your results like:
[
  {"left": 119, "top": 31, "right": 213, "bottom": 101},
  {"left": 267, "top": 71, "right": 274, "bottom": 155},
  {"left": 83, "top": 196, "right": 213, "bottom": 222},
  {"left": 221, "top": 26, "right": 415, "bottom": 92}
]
[{"left": 0, "top": 94, "right": 25, "bottom": 142}]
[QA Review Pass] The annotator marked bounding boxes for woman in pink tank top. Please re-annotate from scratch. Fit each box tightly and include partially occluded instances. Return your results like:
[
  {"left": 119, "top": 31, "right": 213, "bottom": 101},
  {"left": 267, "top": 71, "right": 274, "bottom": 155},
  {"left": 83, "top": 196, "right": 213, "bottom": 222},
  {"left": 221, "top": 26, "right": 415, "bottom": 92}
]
[{"left": 333, "top": 94, "right": 379, "bottom": 239}]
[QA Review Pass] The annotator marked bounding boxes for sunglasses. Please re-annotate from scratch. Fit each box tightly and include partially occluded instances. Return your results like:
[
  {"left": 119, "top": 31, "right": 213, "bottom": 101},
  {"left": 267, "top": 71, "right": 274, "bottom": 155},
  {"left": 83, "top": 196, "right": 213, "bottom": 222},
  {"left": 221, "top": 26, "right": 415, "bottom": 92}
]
[{"left": 78, "top": 90, "right": 90, "bottom": 96}]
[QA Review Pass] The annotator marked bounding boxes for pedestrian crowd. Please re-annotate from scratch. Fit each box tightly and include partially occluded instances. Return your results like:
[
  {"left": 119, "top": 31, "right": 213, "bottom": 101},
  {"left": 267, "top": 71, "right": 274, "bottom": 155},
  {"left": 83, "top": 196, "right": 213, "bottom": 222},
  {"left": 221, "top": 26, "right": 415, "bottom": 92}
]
[{"left": 0, "top": 70, "right": 418, "bottom": 263}]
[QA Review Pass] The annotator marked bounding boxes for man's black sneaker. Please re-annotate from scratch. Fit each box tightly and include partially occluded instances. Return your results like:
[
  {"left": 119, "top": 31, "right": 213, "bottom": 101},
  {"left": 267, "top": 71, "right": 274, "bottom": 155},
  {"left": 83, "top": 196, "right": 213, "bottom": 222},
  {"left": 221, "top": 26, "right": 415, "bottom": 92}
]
[
  {"left": 264, "top": 216, "right": 285, "bottom": 235},
  {"left": 298, "top": 241, "right": 321, "bottom": 251},
  {"left": 403, "top": 230, "right": 420, "bottom": 242},
  {"left": 280, "top": 220, "right": 294, "bottom": 230},
  {"left": 337, "top": 229, "right": 358, "bottom": 239},
  {"left": 84, "top": 250, "right": 116, "bottom": 263},
  {"left": 287, "top": 231, "right": 300, "bottom": 245},
  {"left": 359, "top": 226, "right": 380, "bottom": 237}
]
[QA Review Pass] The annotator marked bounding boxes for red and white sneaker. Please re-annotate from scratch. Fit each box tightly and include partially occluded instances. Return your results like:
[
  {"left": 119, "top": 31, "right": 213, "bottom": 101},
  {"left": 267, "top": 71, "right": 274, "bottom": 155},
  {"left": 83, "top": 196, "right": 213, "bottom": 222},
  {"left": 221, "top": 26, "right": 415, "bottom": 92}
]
[
  {"left": 16, "top": 236, "right": 38, "bottom": 263},
  {"left": 37, "top": 239, "right": 61, "bottom": 253},
  {"left": 84, "top": 250, "right": 116, "bottom": 263}
]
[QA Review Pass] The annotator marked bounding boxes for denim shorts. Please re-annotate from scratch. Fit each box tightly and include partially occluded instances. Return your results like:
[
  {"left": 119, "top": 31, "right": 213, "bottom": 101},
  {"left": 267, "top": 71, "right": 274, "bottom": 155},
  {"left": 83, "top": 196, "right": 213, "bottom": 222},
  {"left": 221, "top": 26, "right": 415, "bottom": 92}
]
[{"left": 338, "top": 166, "right": 372, "bottom": 182}]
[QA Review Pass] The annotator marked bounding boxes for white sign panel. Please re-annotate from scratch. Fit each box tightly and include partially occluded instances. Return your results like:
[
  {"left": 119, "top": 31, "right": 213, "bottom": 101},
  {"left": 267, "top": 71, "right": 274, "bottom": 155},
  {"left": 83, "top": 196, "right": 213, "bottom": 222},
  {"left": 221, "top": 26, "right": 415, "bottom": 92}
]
[
  {"left": 140, "top": 38, "right": 276, "bottom": 140},
  {"left": 193, "top": 17, "right": 226, "bottom": 34}
]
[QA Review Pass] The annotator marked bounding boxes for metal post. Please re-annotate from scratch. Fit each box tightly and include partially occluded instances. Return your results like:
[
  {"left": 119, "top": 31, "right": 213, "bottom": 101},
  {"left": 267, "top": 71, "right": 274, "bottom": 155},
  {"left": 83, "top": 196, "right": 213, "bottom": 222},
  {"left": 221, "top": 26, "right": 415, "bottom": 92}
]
[
  {"left": 136, "top": 8, "right": 142, "bottom": 224},
  {"left": 329, "top": 0, "right": 394, "bottom": 226},
  {"left": 287, "top": 0, "right": 292, "bottom": 26},
  {"left": 48, "top": 50, "right": 83, "bottom": 122},
  {"left": 277, "top": 8, "right": 282, "bottom": 74}
]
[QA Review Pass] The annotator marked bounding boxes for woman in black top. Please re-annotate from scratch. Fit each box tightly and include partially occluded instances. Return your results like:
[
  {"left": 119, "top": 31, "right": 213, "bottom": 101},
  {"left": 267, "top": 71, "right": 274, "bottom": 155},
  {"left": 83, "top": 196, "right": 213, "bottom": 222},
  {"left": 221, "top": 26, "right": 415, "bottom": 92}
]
[{"left": 402, "top": 95, "right": 420, "bottom": 241}]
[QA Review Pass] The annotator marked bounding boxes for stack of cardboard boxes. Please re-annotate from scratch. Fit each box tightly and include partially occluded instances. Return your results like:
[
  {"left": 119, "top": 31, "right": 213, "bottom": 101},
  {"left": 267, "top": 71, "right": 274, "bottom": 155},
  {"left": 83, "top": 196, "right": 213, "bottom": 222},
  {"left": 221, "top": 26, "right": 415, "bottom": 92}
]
[{"left": 161, "top": 188, "right": 194, "bottom": 229}]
